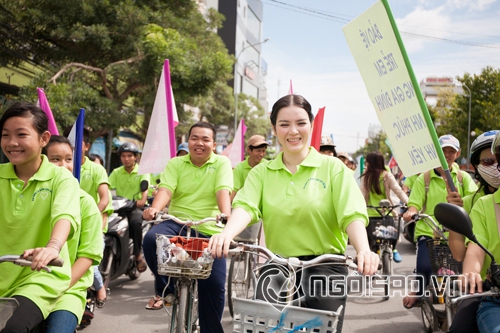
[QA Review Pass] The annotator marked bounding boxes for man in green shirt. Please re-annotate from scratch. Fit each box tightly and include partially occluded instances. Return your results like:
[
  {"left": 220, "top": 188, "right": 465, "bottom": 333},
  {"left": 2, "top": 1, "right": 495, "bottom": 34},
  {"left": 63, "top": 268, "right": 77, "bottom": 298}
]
[
  {"left": 231, "top": 134, "right": 268, "bottom": 201},
  {"left": 108, "top": 142, "right": 149, "bottom": 272}
]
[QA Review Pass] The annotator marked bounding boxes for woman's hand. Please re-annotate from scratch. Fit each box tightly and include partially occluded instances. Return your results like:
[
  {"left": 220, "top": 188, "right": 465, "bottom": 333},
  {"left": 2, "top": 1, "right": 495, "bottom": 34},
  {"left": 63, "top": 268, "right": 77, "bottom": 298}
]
[
  {"left": 355, "top": 250, "right": 380, "bottom": 276},
  {"left": 23, "top": 247, "right": 60, "bottom": 272},
  {"left": 208, "top": 232, "right": 234, "bottom": 259},
  {"left": 446, "top": 191, "right": 463, "bottom": 207},
  {"left": 403, "top": 207, "right": 417, "bottom": 222},
  {"left": 460, "top": 272, "right": 484, "bottom": 293},
  {"left": 143, "top": 207, "right": 158, "bottom": 221}
]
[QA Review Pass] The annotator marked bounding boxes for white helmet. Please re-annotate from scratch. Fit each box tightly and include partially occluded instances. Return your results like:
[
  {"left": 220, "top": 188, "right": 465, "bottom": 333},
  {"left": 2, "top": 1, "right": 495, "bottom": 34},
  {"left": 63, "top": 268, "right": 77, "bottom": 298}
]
[{"left": 470, "top": 130, "right": 499, "bottom": 164}]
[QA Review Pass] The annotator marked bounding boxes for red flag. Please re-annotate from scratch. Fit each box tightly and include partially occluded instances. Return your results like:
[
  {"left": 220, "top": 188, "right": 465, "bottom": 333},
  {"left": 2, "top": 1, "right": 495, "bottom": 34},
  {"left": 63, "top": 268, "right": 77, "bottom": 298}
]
[
  {"left": 388, "top": 156, "right": 397, "bottom": 168},
  {"left": 310, "top": 107, "right": 325, "bottom": 150}
]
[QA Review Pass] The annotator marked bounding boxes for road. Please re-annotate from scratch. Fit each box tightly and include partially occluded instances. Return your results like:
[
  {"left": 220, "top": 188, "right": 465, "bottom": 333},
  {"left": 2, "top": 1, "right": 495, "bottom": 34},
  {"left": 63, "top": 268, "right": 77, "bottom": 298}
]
[{"left": 81, "top": 237, "right": 439, "bottom": 333}]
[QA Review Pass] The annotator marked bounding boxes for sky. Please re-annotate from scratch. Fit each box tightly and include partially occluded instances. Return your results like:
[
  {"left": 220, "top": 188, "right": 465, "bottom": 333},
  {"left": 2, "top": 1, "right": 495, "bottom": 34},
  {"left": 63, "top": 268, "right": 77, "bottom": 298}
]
[{"left": 259, "top": 0, "right": 500, "bottom": 153}]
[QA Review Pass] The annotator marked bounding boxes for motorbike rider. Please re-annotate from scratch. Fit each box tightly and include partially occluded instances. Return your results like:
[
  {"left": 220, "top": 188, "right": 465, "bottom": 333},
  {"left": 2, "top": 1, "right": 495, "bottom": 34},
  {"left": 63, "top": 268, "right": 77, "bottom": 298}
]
[
  {"left": 402, "top": 134, "right": 477, "bottom": 309},
  {"left": 108, "top": 142, "right": 149, "bottom": 272},
  {"left": 446, "top": 130, "right": 499, "bottom": 333},
  {"left": 42, "top": 135, "right": 103, "bottom": 333},
  {"left": 0, "top": 102, "right": 81, "bottom": 332},
  {"left": 142, "top": 122, "right": 232, "bottom": 332},
  {"left": 451, "top": 131, "right": 500, "bottom": 333}
]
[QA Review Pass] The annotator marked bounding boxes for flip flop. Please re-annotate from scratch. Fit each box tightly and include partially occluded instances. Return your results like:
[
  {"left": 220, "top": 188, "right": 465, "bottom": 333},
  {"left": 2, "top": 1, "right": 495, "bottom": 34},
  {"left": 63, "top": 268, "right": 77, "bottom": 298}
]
[
  {"left": 403, "top": 296, "right": 423, "bottom": 309},
  {"left": 145, "top": 296, "right": 164, "bottom": 310},
  {"left": 96, "top": 298, "right": 107, "bottom": 308},
  {"left": 136, "top": 258, "right": 148, "bottom": 273}
]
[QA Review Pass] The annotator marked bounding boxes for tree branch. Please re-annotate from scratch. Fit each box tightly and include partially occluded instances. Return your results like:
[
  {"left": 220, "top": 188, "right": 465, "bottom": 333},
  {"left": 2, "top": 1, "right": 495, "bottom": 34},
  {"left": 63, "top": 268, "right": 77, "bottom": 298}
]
[
  {"left": 118, "top": 82, "right": 142, "bottom": 101},
  {"left": 105, "top": 54, "right": 145, "bottom": 70}
]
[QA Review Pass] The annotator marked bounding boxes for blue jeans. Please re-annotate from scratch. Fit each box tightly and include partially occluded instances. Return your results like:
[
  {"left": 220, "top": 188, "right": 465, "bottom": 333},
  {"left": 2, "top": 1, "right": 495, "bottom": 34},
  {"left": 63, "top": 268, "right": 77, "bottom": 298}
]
[
  {"left": 44, "top": 310, "right": 78, "bottom": 333},
  {"left": 93, "top": 265, "right": 104, "bottom": 291},
  {"left": 415, "top": 236, "right": 432, "bottom": 296},
  {"left": 477, "top": 297, "right": 500, "bottom": 333},
  {"left": 143, "top": 220, "right": 226, "bottom": 333}
]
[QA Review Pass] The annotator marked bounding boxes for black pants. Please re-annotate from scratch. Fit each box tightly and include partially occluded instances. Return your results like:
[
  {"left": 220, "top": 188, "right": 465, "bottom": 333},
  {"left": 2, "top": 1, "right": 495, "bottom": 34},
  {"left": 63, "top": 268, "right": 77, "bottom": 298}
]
[
  {"left": 447, "top": 298, "right": 480, "bottom": 333},
  {"left": 127, "top": 208, "right": 143, "bottom": 256},
  {"left": 1, "top": 295, "right": 43, "bottom": 333},
  {"left": 255, "top": 259, "right": 348, "bottom": 333}
]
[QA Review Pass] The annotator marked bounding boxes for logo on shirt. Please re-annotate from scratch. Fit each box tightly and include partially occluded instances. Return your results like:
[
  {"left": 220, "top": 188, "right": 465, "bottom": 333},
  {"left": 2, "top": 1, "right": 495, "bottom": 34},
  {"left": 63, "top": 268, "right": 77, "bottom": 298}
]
[
  {"left": 206, "top": 166, "right": 216, "bottom": 174},
  {"left": 303, "top": 178, "right": 326, "bottom": 189},
  {"left": 32, "top": 188, "right": 53, "bottom": 201}
]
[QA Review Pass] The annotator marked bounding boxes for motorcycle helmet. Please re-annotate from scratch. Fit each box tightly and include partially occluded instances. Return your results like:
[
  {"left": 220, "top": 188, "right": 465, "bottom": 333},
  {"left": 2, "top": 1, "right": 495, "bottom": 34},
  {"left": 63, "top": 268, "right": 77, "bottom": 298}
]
[
  {"left": 118, "top": 142, "right": 139, "bottom": 156},
  {"left": 493, "top": 131, "right": 500, "bottom": 164},
  {"left": 470, "top": 130, "right": 499, "bottom": 166}
]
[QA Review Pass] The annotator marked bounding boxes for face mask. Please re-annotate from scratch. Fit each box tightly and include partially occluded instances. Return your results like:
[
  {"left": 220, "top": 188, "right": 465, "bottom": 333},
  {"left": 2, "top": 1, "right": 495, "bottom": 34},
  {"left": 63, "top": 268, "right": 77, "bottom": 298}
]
[{"left": 477, "top": 163, "right": 500, "bottom": 189}]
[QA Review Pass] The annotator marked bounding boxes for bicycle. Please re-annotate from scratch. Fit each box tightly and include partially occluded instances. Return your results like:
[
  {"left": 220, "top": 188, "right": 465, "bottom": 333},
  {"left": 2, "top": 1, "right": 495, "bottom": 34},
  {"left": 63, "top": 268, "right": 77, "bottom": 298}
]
[
  {"left": 404, "top": 213, "right": 462, "bottom": 332},
  {"left": 153, "top": 213, "right": 226, "bottom": 333},
  {"left": 0, "top": 255, "right": 63, "bottom": 331},
  {"left": 367, "top": 199, "right": 405, "bottom": 300},
  {"left": 227, "top": 242, "right": 378, "bottom": 333},
  {"left": 227, "top": 221, "right": 262, "bottom": 318}
]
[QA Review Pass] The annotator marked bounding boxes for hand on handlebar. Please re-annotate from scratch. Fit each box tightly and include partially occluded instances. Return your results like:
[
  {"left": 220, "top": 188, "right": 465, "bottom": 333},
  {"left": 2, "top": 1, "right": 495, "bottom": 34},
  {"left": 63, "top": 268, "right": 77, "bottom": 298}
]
[
  {"left": 403, "top": 208, "right": 417, "bottom": 222},
  {"left": 143, "top": 207, "right": 159, "bottom": 221},
  {"left": 208, "top": 232, "right": 233, "bottom": 259},
  {"left": 356, "top": 250, "right": 380, "bottom": 276},
  {"left": 446, "top": 191, "right": 463, "bottom": 207},
  {"left": 23, "top": 247, "right": 60, "bottom": 272},
  {"left": 460, "top": 272, "right": 484, "bottom": 294}
]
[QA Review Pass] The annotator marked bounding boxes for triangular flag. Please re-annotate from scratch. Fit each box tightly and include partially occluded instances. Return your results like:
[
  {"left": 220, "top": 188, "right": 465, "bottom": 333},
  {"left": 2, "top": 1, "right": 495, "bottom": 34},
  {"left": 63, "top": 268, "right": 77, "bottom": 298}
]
[
  {"left": 221, "top": 119, "right": 247, "bottom": 168},
  {"left": 288, "top": 79, "right": 294, "bottom": 95},
  {"left": 310, "top": 107, "right": 325, "bottom": 150},
  {"left": 388, "top": 156, "right": 397, "bottom": 168},
  {"left": 138, "top": 59, "right": 179, "bottom": 174},
  {"left": 37, "top": 88, "right": 59, "bottom": 135},
  {"left": 66, "top": 109, "right": 85, "bottom": 182}
]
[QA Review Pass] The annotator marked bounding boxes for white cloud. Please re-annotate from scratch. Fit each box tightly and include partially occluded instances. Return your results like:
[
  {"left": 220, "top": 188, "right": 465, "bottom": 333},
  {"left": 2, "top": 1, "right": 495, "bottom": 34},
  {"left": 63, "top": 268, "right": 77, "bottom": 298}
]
[{"left": 446, "top": 0, "right": 498, "bottom": 11}]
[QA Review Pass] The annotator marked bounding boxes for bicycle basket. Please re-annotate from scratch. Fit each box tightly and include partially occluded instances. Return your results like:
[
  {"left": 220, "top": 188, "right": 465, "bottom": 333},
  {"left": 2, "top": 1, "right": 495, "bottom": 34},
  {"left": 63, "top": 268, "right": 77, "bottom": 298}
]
[
  {"left": 232, "top": 298, "right": 341, "bottom": 333},
  {"left": 426, "top": 239, "right": 463, "bottom": 276},
  {"left": 156, "top": 234, "right": 213, "bottom": 279},
  {"left": 367, "top": 216, "right": 400, "bottom": 240}
]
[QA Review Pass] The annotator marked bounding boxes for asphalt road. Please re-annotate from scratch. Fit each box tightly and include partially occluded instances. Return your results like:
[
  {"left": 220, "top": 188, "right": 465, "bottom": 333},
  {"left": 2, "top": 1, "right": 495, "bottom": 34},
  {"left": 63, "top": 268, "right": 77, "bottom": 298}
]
[{"left": 81, "top": 236, "right": 441, "bottom": 333}]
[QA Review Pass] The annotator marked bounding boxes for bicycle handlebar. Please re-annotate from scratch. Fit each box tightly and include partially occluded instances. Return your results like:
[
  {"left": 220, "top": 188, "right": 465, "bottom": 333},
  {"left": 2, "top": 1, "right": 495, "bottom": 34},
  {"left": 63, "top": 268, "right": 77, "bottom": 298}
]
[
  {"left": 149, "top": 213, "right": 227, "bottom": 228},
  {"left": 0, "top": 255, "right": 64, "bottom": 273},
  {"left": 403, "top": 213, "right": 447, "bottom": 240},
  {"left": 451, "top": 288, "right": 500, "bottom": 305},
  {"left": 228, "top": 242, "right": 382, "bottom": 271}
]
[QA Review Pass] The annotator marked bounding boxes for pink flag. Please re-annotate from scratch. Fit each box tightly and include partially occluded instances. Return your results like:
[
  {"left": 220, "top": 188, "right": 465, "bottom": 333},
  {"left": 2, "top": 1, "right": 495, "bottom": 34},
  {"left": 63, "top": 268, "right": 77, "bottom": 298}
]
[
  {"left": 138, "top": 59, "right": 179, "bottom": 174},
  {"left": 37, "top": 88, "right": 59, "bottom": 135},
  {"left": 221, "top": 119, "right": 247, "bottom": 168},
  {"left": 288, "top": 79, "right": 294, "bottom": 95}
]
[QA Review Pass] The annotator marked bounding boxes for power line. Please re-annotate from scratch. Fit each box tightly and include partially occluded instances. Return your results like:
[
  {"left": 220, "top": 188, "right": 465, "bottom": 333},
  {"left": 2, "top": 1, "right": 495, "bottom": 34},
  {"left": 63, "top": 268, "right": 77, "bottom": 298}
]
[{"left": 262, "top": 0, "right": 500, "bottom": 49}]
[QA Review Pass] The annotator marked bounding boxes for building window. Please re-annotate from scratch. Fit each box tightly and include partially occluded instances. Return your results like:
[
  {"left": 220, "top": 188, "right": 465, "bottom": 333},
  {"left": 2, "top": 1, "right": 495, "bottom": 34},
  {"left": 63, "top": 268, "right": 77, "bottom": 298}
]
[{"left": 247, "top": 8, "right": 261, "bottom": 40}]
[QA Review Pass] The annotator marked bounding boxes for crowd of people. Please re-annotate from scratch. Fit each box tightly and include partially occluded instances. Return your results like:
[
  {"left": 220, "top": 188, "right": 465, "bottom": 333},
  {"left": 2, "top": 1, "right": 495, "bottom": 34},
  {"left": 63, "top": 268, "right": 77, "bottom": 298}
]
[{"left": 1, "top": 95, "right": 500, "bottom": 333}]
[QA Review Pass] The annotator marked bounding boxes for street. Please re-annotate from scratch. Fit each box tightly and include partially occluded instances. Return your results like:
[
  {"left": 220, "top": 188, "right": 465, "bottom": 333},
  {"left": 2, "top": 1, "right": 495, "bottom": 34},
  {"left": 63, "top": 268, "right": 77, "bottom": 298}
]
[{"left": 82, "top": 238, "right": 437, "bottom": 333}]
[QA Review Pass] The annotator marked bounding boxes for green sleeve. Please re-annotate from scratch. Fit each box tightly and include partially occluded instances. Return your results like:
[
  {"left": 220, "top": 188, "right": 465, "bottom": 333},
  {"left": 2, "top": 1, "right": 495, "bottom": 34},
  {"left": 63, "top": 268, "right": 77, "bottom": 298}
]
[
  {"left": 108, "top": 170, "right": 117, "bottom": 190},
  {"left": 95, "top": 165, "right": 110, "bottom": 186},
  {"left": 462, "top": 172, "right": 478, "bottom": 197},
  {"left": 159, "top": 159, "right": 179, "bottom": 194},
  {"left": 78, "top": 194, "right": 103, "bottom": 265},
  {"left": 233, "top": 165, "right": 243, "bottom": 191},
  {"left": 233, "top": 164, "right": 264, "bottom": 224},
  {"left": 407, "top": 173, "right": 425, "bottom": 211},
  {"left": 215, "top": 157, "right": 233, "bottom": 193},
  {"left": 52, "top": 169, "right": 81, "bottom": 238}
]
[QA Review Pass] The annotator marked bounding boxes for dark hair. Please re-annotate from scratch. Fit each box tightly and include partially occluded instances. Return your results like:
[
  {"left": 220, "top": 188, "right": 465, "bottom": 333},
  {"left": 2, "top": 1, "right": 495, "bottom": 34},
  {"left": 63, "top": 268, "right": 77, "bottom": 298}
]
[
  {"left": 319, "top": 146, "right": 338, "bottom": 157},
  {"left": 0, "top": 101, "right": 49, "bottom": 135},
  {"left": 249, "top": 143, "right": 268, "bottom": 151},
  {"left": 363, "top": 151, "right": 386, "bottom": 195},
  {"left": 89, "top": 153, "right": 105, "bottom": 165},
  {"left": 43, "top": 135, "right": 73, "bottom": 155},
  {"left": 63, "top": 125, "right": 90, "bottom": 144},
  {"left": 188, "top": 122, "right": 216, "bottom": 140},
  {"left": 270, "top": 95, "right": 314, "bottom": 126}
]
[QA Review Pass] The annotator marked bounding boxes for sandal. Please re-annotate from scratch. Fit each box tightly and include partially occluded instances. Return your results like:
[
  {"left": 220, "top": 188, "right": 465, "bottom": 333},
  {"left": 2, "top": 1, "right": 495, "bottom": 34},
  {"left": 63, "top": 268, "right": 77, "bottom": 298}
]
[
  {"left": 145, "top": 295, "right": 164, "bottom": 310},
  {"left": 96, "top": 298, "right": 107, "bottom": 308},
  {"left": 136, "top": 257, "right": 148, "bottom": 273},
  {"left": 403, "top": 294, "right": 423, "bottom": 309}
]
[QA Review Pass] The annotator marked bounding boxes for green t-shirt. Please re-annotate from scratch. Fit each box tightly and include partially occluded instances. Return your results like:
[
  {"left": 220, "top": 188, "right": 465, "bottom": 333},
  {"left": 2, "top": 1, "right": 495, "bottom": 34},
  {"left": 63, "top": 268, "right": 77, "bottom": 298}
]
[
  {"left": 233, "top": 148, "right": 368, "bottom": 258},
  {"left": 469, "top": 190, "right": 500, "bottom": 279},
  {"left": 0, "top": 156, "right": 81, "bottom": 318},
  {"left": 80, "top": 156, "right": 110, "bottom": 205},
  {"left": 366, "top": 173, "right": 390, "bottom": 218},
  {"left": 408, "top": 165, "right": 478, "bottom": 239},
  {"left": 52, "top": 189, "right": 103, "bottom": 322},
  {"left": 233, "top": 157, "right": 268, "bottom": 191},
  {"left": 108, "top": 164, "right": 149, "bottom": 200},
  {"left": 463, "top": 188, "right": 487, "bottom": 214},
  {"left": 404, "top": 174, "right": 419, "bottom": 190},
  {"left": 159, "top": 153, "right": 233, "bottom": 236}
]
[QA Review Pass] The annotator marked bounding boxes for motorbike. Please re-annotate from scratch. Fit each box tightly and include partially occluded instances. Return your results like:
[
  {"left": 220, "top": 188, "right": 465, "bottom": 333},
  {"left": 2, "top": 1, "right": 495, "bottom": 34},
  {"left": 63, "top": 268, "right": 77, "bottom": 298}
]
[{"left": 99, "top": 180, "right": 149, "bottom": 288}]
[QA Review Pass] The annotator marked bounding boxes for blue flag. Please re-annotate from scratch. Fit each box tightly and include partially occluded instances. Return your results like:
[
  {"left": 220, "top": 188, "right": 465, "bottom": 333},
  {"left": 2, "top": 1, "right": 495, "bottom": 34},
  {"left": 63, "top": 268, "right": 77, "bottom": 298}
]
[{"left": 67, "top": 109, "right": 85, "bottom": 182}]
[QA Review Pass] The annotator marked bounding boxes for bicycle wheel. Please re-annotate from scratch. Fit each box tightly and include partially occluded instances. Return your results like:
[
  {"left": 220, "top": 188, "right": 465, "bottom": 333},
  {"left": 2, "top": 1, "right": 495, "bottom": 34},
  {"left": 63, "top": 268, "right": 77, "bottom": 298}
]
[
  {"left": 176, "top": 283, "right": 189, "bottom": 333},
  {"left": 382, "top": 251, "right": 391, "bottom": 300},
  {"left": 228, "top": 252, "right": 255, "bottom": 318}
]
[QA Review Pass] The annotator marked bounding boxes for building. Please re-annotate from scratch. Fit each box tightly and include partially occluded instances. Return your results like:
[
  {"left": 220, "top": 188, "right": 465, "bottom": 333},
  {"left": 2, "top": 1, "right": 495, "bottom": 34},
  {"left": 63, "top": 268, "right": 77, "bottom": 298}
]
[
  {"left": 204, "top": 0, "right": 268, "bottom": 112},
  {"left": 419, "top": 76, "right": 462, "bottom": 107}
]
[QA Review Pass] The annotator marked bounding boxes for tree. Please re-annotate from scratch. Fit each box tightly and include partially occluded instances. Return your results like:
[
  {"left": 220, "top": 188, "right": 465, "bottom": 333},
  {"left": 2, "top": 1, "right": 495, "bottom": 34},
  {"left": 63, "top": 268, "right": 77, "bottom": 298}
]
[
  {"left": 237, "top": 94, "right": 271, "bottom": 146},
  {"left": 435, "top": 66, "right": 500, "bottom": 153},
  {"left": 1, "top": 0, "right": 233, "bottom": 137}
]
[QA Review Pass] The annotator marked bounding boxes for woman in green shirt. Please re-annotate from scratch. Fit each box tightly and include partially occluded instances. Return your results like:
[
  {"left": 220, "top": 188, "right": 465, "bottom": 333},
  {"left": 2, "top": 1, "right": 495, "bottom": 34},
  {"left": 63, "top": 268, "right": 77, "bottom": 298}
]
[{"left": 209, "top": 94, "right": 379, "bottom": 333}]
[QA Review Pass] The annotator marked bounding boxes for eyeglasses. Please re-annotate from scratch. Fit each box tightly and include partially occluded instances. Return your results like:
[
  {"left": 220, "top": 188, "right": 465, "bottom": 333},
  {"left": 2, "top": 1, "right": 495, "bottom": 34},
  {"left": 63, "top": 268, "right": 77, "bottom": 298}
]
[{"left": 479, "top": 158, "right": 496, "bottom": 166}]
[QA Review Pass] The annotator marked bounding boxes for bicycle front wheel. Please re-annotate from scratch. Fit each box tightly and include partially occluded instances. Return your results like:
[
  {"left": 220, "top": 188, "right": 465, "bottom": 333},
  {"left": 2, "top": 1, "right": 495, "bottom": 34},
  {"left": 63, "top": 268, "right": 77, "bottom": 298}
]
[
  {"left": 228, "top": 252, "right": 255, "bottom": 318},
  {"left": 382, "top": 251, "right": 391, "bottom": 300}
]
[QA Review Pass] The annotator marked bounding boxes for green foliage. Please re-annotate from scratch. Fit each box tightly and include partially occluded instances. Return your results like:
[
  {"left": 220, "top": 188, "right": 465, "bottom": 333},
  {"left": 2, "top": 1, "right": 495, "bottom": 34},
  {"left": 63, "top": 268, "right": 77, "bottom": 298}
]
[{"left": 237, "top": 94, "right": 271, "bottom": 145}]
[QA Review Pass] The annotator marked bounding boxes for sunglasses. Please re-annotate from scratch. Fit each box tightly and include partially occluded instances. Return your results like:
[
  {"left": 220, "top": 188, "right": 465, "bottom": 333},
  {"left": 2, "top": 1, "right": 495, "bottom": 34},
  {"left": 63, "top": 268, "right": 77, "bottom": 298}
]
[{"left": 479, "top": 158, "right": 496, "bottom": 166}]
